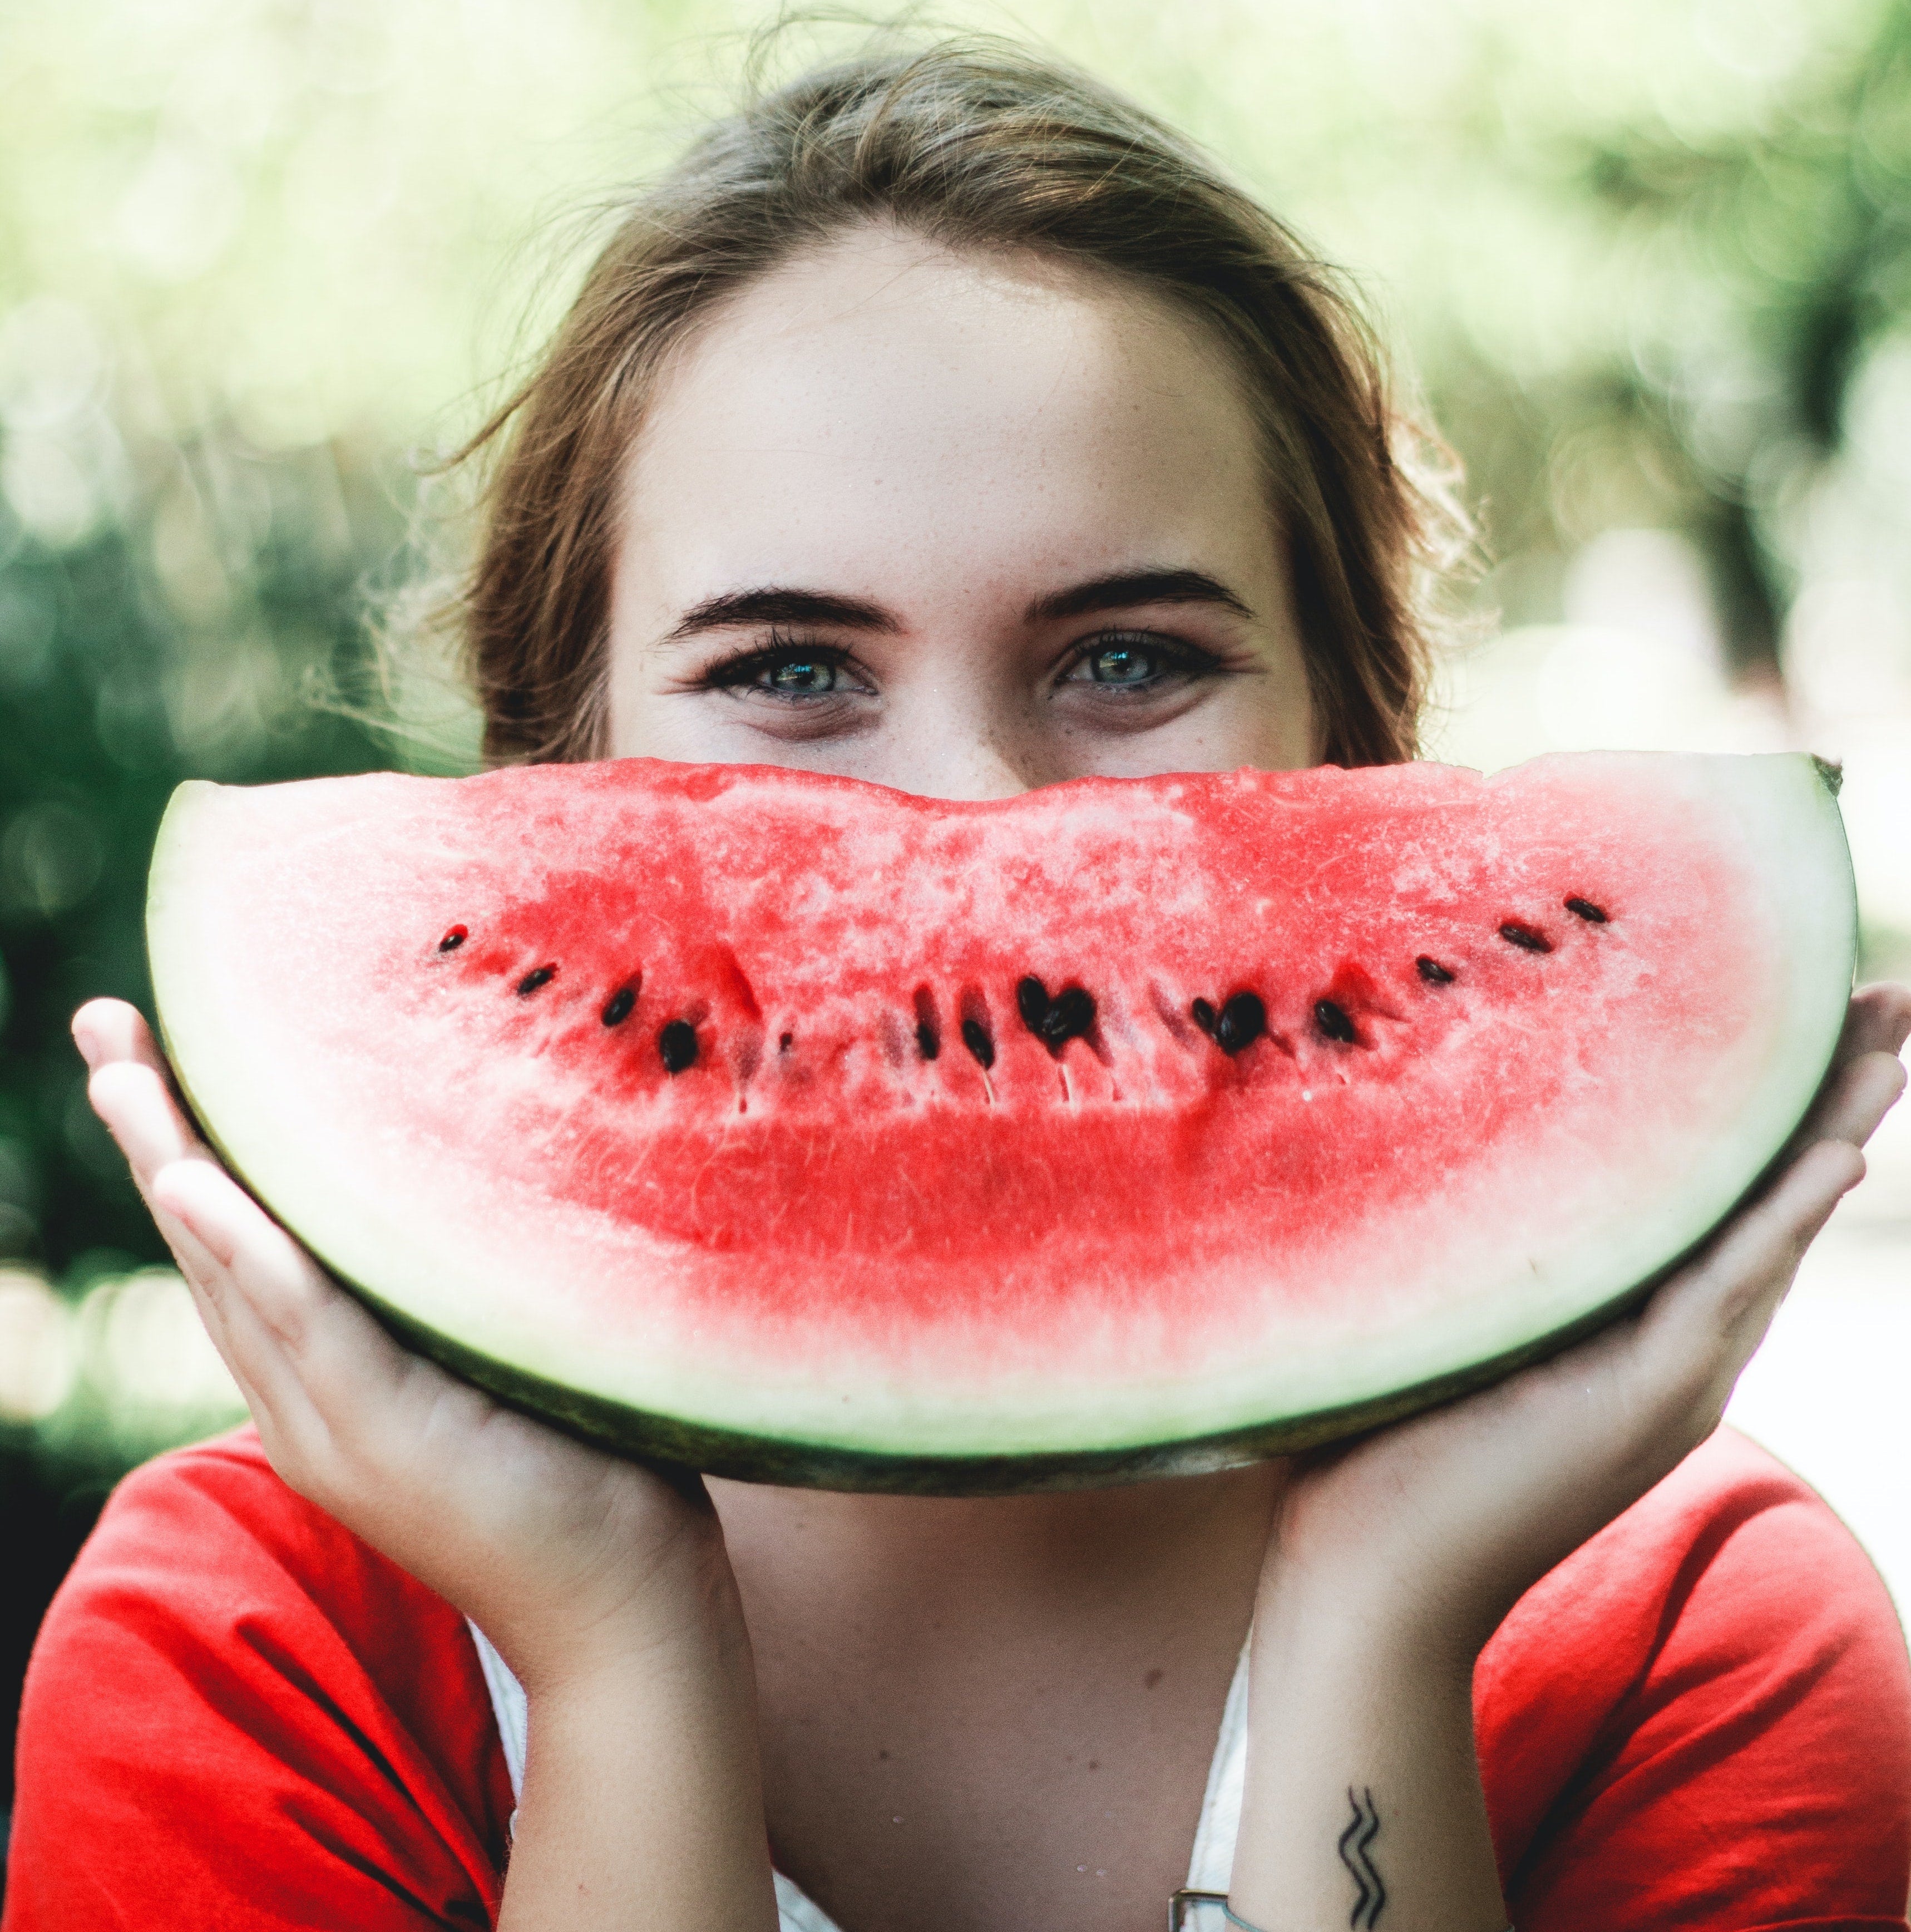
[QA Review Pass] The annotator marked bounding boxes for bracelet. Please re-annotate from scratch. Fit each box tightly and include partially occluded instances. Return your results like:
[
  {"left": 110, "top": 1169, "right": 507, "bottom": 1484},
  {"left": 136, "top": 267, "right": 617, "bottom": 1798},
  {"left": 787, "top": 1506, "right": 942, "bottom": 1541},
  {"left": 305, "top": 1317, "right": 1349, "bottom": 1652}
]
[
  {"left": 1168, "top": 1893, "right": 1263, "bottom": 1932},
  {"left": 1168, "top": 1889, "right": 1512, "bottom": 1932}
]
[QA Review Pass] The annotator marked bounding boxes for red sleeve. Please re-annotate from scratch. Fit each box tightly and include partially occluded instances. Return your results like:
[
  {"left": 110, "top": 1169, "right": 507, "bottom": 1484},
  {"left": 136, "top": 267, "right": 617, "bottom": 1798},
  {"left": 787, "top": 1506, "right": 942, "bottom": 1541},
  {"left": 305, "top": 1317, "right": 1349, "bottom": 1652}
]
[
  {"left": 1, "top": 1427, "right": 512, "bottom": 1930},
  {"left": 1478, "top": 1426, "right": 1911, "bottom": 1929}
]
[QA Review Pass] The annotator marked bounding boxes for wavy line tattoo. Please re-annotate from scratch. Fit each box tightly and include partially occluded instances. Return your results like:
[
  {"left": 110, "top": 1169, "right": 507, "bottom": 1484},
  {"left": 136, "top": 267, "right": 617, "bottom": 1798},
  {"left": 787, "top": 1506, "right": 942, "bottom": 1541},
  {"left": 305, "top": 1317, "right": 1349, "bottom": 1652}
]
[{"left": 1336, "top": 1785, "right": 1386, "bottom": 1929}]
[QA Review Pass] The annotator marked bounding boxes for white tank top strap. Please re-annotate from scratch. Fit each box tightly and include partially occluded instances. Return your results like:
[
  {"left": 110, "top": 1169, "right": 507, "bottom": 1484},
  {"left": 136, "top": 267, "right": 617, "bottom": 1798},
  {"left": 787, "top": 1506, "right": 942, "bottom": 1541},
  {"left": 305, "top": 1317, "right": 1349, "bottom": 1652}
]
[
  {"left": 468, "top": 1620, "right": 1251, "bottom": 1927},
  {"left": 1184, "top": 1636, "right": 1250, "bottom": 1894},
  {"left": 468, "top": 1620, "right": 528, "bottom": 1841}
]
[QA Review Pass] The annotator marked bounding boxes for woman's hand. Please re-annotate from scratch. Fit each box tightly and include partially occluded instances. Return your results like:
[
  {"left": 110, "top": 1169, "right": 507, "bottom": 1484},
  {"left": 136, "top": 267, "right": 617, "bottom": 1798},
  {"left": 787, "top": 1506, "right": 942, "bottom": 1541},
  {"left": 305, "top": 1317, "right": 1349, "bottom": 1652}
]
[
  {"left": 1268, "top": 980, "right": 1911, "bottom": 1649},
  {"left": 1230, "top": 983, "right": 1910, "bottom": 1932},
  {"left": 73, "top": 995, "right": 729, "bottom": 1694},
  {"left": 76, "top": 995, "right": 781, "bottom": 1931}
]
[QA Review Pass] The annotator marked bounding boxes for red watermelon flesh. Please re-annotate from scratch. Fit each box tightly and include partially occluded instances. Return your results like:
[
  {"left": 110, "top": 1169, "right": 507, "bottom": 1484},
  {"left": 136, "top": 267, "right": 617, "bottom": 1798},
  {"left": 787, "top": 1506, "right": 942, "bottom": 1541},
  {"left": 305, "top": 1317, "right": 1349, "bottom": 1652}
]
[{"left": 146, "top": 752, "right": 1853, "bottom": 1490}]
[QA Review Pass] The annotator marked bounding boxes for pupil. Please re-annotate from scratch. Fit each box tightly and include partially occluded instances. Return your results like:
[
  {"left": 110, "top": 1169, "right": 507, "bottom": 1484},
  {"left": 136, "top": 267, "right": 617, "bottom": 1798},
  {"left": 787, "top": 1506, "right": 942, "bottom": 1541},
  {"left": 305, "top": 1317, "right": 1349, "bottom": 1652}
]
[
  {"left": 771, "top": 659, "right": 833, "bottom": 693},
  {"left": 1093, "top": 645, "right": 1153, "bottom": 684}
]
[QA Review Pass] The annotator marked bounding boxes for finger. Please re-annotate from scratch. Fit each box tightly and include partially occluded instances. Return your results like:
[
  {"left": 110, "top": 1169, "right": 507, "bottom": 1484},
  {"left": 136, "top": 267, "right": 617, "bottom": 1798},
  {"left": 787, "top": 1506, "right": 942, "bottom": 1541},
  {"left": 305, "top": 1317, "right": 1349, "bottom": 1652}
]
[
  {"left": 151, "top": 1156, "right": 428, "bottom": 1447},
  {"left": 83, "top": 1058, "right": 233, "bottom": 1294},
  {"left": 1648, "top": 1136, "right": 1863, "bottom": 1365},
  {"left": 78, "top": 1016, "right": 307, "bottom": 1329},
  {"left": 1806, "top": 1048, "right": 1908, "bottom": 1152},
  {"left": 141, "top": 1156, "right": 308, "bottom": 1373},
  {"left": 1846, "top": 982, "right": 1911, "bottom": 1060},
  {"left": 159, "top": 1236, "right": 275, "bottom": 1425},
  {"left": 156, "top": 1154, "right": 487, "bottom": 1526},
  {"left": 74, "top": 1132, "right": 283, "bottom": 1434},
  {"left": 77, "top": 1008, "right": 398, "bottom": 1484},
  {"left": 87, "top": 1059, "right": 215, "bottom": 1192},
  {"left": 151, "top": 1156, "right": 341, "bottom": 1357},
  {"left": 77, "top": 1000, "right": 215, "bottom": 1157},
  {"left": 149, "top": 1157, "right": 371, "bottom": 1465},
  {"left": 1782, "top": 984, "right": 1908, "bottom": 1159},
  {"left": 73, "top": 998, "right": 167, "bottom": 1073},
  {"left": 72, "top": 1001, "right": 201, "bottom": 1126}
]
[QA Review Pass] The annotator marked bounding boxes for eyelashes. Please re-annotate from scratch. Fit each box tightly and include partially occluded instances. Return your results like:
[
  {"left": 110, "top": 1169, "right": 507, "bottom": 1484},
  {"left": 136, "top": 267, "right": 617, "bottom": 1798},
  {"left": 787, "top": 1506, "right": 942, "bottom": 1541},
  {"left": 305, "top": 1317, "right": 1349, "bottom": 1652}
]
[
  {"left": 1059, "top": 629, "right": 1224, "bottom": 693},
  {"left": 677, "top": 633, "right": 877, "bottom": 746},
  {"left": 694, "top": 626, "right": 1226, "bottom": 706},
  {"left": 694, "top": 631, "right": 870, "bottom": 703}
]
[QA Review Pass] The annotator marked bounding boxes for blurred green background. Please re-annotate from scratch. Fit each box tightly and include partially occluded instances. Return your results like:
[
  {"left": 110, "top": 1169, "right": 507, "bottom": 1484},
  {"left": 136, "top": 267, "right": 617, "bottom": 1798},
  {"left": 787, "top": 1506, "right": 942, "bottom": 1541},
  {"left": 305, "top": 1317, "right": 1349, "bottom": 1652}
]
[{"left": 5, "top": 0, "right": 1911, "bottom": 1832}]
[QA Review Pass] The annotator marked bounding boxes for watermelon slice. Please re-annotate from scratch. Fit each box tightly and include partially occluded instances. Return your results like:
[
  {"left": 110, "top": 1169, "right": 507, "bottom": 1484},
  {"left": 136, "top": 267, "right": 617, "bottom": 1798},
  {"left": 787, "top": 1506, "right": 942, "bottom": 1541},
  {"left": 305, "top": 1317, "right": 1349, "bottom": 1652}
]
[{"left": 146, "top": 752, "right": 1854, "bottom": 1492}]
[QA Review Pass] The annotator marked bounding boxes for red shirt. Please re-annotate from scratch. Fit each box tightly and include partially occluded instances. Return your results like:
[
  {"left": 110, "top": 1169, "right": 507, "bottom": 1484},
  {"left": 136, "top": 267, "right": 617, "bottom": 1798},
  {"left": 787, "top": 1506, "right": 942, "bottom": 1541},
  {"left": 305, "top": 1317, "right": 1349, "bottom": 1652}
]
[{"left": 5, "top": 1423, "right": 1908, "bottom": 1928}]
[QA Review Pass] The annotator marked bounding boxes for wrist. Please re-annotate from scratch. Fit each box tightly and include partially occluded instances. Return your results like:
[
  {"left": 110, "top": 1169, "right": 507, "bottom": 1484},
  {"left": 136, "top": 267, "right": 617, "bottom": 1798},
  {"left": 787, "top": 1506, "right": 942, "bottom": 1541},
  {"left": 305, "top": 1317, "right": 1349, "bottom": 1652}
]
[
  {"left": 501, "top": 1559, "right": 775, "bottom": 1932},
  {"left": 1252, "top": 1548, "right": 1484, "bottom": 1692},
  {"left": 1232, "top": 1578, "right": 1505, "bottom": 1932},
  {"left": 521, "top": 1611, "right": 754, "bottom": 1738},
  {"left": 497, "top": 1520, "right": 753, "bottom": 1702}
]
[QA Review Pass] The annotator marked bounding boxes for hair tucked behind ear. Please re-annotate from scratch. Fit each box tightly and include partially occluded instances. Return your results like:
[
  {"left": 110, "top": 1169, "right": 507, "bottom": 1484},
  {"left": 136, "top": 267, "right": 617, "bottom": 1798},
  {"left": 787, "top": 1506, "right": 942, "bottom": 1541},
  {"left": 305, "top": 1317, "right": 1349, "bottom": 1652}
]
[{"left": 450, "top": 34, "right": 1472, "bottom": 767}]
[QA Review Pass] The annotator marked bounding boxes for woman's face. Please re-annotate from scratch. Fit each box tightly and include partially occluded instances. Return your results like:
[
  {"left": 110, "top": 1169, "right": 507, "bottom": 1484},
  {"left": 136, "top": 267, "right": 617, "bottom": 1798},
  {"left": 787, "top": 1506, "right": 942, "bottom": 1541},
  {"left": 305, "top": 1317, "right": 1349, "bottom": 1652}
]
[{"left": 606, "top": 224, "right": 1315, "bottom": 798}]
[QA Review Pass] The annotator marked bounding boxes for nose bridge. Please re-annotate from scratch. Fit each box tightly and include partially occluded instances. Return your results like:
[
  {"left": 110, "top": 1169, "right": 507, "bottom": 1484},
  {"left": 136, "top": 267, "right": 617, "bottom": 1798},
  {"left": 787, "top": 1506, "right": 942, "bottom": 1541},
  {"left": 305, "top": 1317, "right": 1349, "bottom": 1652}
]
[
  {"left": 905, "top": 731, "right": 1036, "bottom": 803},
  {"left": 946, "top": 732, "right": 1040, "bottom": 803},
  {"left": 888, "top": 667, "right": 1043, "bottom": 801}
]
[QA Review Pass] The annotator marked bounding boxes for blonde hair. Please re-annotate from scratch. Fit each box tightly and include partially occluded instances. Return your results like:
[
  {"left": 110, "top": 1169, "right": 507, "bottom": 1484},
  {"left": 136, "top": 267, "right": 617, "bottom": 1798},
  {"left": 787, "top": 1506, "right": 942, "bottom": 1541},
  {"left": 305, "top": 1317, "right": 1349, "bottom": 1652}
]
[{"left": 452, "top": 37, "right": 1470, "bottom": 767}]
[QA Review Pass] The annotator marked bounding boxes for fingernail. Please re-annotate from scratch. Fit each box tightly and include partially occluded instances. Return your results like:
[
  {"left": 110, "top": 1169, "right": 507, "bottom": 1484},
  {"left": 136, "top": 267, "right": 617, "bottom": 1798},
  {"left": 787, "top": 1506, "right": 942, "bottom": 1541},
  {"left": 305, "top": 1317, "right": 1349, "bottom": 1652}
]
[{"left": 73, "top": 1023, "right": 101, "bottom": 1070}]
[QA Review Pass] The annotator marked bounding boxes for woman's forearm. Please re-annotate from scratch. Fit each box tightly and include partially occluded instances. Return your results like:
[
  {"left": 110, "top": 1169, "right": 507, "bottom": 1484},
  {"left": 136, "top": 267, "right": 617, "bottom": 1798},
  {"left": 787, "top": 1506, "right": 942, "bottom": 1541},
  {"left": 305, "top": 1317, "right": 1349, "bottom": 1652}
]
[
  {"left": 497, "top": 1608, "right": 779, "bottom": 1932},
  {"left": 1228, "top": 1565, "right": 1506, "bottom": 1932}
]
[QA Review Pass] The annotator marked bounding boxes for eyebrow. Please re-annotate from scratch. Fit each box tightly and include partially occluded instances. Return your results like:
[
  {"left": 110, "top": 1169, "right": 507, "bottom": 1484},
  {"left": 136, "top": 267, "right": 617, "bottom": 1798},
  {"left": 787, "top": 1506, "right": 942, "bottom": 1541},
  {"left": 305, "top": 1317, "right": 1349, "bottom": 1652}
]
[
  {"left": 662, "top": 565, "right": 1255, "bottom": 643},
  {"left": 1025, "top": 568, "right": 1255, "bottom": 625},
  {"left": 665, "top": 587, "right": 899, "bottom": 640}
]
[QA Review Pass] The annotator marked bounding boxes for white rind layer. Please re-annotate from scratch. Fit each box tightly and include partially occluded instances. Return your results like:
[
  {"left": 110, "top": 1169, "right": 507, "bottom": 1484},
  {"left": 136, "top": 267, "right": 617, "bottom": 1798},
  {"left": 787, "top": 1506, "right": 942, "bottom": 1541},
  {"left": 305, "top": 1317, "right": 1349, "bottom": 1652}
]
[{"left": 146, "top": 752, "right": 1855, "bottom": 1470}]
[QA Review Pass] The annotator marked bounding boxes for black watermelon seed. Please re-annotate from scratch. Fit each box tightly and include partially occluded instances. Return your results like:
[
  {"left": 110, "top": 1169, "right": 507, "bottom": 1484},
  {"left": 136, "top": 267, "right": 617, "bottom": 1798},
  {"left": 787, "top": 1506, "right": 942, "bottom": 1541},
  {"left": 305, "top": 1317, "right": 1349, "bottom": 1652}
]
[
  {"left": 1190, "top": 998, "right": 1218, "bottom": 1037},
  {"left": 1498, "top": 922, "right": 1553, "bottom": 954},
  {"left": 1315, "top": 999, "right": 1357, "bottom": 1044},
  {"left": 960, "top": 1017, "right": 996, "bottom": 1070},
  {"left": 1215, "top": 992, "right": 1267, "bottom": 1056},
  {"left": 1016, "top": 977, "right": 1051, "bottom": 1033},
  {"left": 1565, "top": 896, "right": 1609, "bottom": 924},
  {"left": 516, "top": 964, "right": 556, "bottom": 997},
  {"left": 438, "top": 925, "right": 467, "bottom": 953},
  {"left": 1018, "top": 976, "right": 1095, "bottom": 1051},
  {"left": 779, "top": 1031, "right": 794, "bottom": 1052},
  {"left": 600, "top": 985, "right": 635, "bottom": 1027},
  {"left": 658, "top": 1020, "right": 698, "bottom": 1074},
  {"left": 913, "top": 988, "right": 941, "bottom": 1061},
  {"left": 1045, "top": 985, "right": 1095, "bottom": 1046},
  {"left": 1416, "top": 955, "right": 1455, "bottom": 985}
]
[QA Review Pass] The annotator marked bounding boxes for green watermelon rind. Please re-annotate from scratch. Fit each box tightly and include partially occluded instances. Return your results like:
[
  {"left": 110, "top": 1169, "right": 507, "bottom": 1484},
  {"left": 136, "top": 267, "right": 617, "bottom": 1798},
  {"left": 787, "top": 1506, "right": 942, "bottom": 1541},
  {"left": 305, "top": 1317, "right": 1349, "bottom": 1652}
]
[
  {"left": 146, "top": 753, "right": 1858, "bottom": 1494},
  {"left": 332, "top": 1258, "right": 1683, "bottom": 1492}
]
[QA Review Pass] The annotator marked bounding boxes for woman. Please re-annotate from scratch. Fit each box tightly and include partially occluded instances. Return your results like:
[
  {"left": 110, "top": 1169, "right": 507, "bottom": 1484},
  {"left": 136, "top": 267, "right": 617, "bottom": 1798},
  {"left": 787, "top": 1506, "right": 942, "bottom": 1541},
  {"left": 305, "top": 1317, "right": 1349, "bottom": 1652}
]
[{"left": 10, "top": 39, "right": 1910, "bottom": 1932}]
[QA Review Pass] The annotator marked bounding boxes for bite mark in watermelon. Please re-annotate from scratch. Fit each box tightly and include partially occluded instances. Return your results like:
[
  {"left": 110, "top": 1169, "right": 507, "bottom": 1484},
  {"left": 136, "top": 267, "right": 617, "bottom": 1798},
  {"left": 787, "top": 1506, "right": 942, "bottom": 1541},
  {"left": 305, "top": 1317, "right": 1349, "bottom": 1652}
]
[{"left": 145, "top": 752, "right": 1855, "bottom": 1491}]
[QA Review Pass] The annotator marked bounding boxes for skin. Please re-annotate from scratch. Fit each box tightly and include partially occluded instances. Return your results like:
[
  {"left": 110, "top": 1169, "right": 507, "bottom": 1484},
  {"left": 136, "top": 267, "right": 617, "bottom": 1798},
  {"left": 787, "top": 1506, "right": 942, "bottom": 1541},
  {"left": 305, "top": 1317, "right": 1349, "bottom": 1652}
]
[{"left": 77, "top": 226, "right": 1911, "bottom": 1932}]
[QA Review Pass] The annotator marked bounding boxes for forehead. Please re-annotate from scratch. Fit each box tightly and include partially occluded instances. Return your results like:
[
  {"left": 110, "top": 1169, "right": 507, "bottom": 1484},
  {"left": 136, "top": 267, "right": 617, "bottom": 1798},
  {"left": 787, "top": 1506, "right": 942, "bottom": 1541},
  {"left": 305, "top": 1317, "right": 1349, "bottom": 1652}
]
[{"left": 619, "top": 225, "right": 1272, "bottom": 605}]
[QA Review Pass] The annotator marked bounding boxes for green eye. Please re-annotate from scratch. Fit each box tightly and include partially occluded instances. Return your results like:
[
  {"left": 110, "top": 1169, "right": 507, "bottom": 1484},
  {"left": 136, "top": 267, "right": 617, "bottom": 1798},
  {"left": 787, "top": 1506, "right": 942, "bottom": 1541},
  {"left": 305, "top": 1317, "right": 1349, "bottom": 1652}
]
[
  {"left": 1087, "top": 643, "right": 1158, "bottom": 686},
  {"left": 766, "top": 658, "right": 838, "bottom": 694}
]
